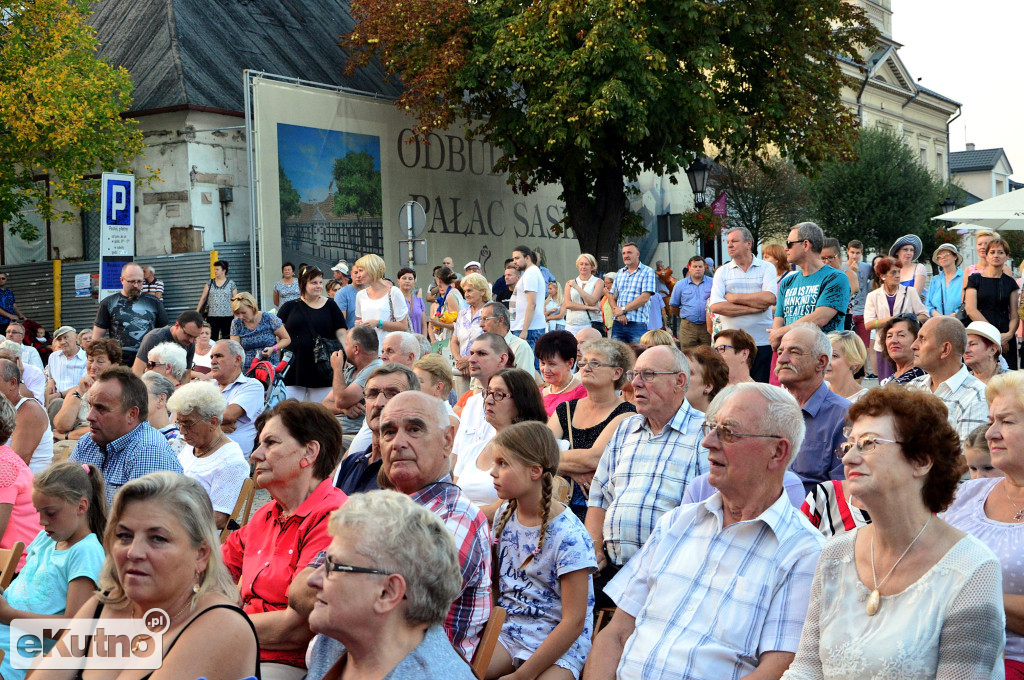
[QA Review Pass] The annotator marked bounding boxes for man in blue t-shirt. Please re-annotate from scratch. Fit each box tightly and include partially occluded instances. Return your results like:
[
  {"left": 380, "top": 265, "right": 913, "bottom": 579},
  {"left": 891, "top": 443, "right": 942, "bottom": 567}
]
[{"left": 770, "top": 222, "right": 851, "bottom": 350}]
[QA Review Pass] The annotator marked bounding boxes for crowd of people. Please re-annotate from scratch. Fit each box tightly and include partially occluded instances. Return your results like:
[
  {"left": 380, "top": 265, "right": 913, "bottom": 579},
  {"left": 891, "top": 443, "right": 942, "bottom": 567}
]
[{"left": 0, "top": 226, "right": 1019, "bottom": 679}]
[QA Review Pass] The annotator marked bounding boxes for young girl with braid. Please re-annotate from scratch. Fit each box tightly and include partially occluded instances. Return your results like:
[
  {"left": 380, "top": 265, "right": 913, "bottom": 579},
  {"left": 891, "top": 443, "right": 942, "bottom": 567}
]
[{"left": 487, "top": 421, "right": 597, "bottom": 680}]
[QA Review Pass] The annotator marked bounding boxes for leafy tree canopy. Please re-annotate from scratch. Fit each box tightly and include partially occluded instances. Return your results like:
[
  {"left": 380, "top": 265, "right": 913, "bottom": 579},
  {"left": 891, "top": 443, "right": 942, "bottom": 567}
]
[
  {"left": 0, "top": 0, "right": 148, "bottom": 240},
  {"left": 279, "top": 165, "right": 301, "bottom": 224},
  {"left": 809, "top": 127, "right": 945, "bottom": 256},
  {"left": 710, "top": 157, "right": 809, "bottom": 248},
  {"left": 344, "top": 0, "right": 877, "bottom": 264},
  {"left": 332, "top": 151, "right": 382, "bottom": 218}
]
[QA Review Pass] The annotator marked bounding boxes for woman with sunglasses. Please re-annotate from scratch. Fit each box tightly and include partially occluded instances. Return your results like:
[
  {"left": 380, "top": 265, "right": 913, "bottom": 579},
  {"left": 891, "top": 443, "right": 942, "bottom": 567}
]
[
  {"left": 863, "top": 256, "right": 927, "bottom": 382},
  {"left": 548, "top": 338, "right": 636, "bottom": 520},
  {"left": 452, "top": 368, "right": 547, "bottom": 516},
  {"left": 782, "top": 385, "right": 1005, "bottom": 679}
]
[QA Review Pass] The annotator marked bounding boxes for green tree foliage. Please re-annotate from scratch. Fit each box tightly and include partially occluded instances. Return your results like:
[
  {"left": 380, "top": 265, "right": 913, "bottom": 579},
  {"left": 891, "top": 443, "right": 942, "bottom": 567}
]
[
  {"left": 0, "top": 0, "right": 148, "bottom": 239},
  {"left": 332, "top": 151, "right": 382, "bottom": 218},
  {"left": 343, "top": 0, "right": 878, "bottom": 265},
  {"left": 710, "top": 157, "right": 810, "bottom": 247},
  {"left": 279, "top": 165, "right": 301, "bottom": 225},
  {"left": 810, "top": 127, "right": 942, "bottom": 255}
]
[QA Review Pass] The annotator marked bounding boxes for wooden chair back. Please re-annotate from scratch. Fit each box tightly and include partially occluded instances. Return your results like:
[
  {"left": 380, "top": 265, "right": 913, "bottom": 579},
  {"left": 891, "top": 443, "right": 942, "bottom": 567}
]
[
  {"left": 552, "top": 476, "right": 571, "bottom": 504},
  {"left": 0, "top": 541, "right": 24, "bottom": 589},
  {"left": 470, "top": 605, "right": 506, "bottom": 679},
  {"left": 219, "top": 478, "right": 255, "bottom": 544}
]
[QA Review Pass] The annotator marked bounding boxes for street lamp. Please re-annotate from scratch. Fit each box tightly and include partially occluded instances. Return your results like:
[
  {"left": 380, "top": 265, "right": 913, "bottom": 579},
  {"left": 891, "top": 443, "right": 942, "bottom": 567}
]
[
  {"left": 686, "top": 156, "right": 714, "bottom": 210},
  {"left": 940, "top": 197, "right": 957, "bottom": 214}
]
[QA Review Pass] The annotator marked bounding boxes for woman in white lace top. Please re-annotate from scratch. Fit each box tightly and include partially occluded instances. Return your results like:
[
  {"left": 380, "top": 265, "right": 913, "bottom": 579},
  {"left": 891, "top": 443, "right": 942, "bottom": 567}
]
[
  {"left": 943, "top": 370, "right": 1024, "bottom": 678},
  {"left": 782, "top": 385, "right": 1005, "bottom": 680}
]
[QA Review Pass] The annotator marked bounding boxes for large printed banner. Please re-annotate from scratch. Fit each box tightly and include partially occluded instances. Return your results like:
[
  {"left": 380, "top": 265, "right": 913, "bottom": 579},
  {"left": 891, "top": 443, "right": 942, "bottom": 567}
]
[{"left": 251, "top": 77, "right": 578, "bottom": 306}]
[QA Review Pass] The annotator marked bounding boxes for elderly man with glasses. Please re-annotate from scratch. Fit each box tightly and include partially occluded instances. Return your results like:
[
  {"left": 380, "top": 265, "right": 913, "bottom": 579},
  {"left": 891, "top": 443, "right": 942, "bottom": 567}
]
[
  {"left": 5, "top": 322, "right": 43, "bottom": 372},
  {"left": 585, "top": 345, "right": 708, "bottom": 608},
  {"left": 585, "top": 383, "right": 824, "bottom": 680}
]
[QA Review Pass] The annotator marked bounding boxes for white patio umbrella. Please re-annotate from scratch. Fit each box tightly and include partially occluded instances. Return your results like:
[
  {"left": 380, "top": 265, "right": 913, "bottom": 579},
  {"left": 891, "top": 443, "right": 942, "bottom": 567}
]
[{"left": 932, "top": 190, "right": 1024, "bottom": 231}]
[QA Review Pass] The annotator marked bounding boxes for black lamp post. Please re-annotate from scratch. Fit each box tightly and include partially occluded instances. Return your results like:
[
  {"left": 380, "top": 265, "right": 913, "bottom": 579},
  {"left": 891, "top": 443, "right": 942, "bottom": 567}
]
[
  {"left": 686, "top": 156, "right": 714, "bottom": 257},
  {"left": 940, "top": 197, "right": 957, "bottom": 214}
]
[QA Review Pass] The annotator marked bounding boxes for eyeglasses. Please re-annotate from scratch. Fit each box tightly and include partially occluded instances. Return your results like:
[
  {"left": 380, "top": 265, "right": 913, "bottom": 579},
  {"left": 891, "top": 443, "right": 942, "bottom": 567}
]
[
  {"left": 5, "top": 330, "right": 24, "bottom": 337},
  {"left": 838, "top": 429, "right": 903, "bottom": 457},
  {"left": 625, "top": 370, "right": 680, "bottom": 383},
  {"left": 122, "top": 279, "right": 145, "bottom": 286},
  {"left": 484, "top": 389, "right": 510, "bottom": 402},
  {"left": 323, "top": 554, "right": 392, "bottom": 578},
  {"left": 175, "top": 418, "right": 205, "bottom": 431},
  {"left": 713, "top": 344, "right": 735, "bottom": 354},
  {"left": 480, "top": 315, "right": 500, "bottom": 323},
  {"left": 822, "top": 255, "right": 837, "bottom": 263},
  {"left": 365, "top": 387, "right": 402, "bottom": 400},
  {"left": 146, "top": 361, "right": 166, "bottom": 369},
  {"left": 578, "top": 360, "right": 616, "bottom": 371},
  {"left": 701, "top": 421, "right": 782, "bottom": 444},
  {"left": 785, "top": 239, "right": 806, "bottom": 249}
]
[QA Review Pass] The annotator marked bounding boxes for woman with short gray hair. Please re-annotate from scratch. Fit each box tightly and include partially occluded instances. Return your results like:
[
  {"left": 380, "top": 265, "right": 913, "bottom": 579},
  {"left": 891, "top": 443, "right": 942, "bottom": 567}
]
[
  {"left": 307, "top": 490, "right": 473, "bottom": 679},
  {"left": 148, "top": 341, "right": 188, "bottom": 384},
  {"left": 142, "top": 370, "right": 183, "bottom": 454},
  {"left": 166, "top": 381, "right": 249, "bottom": 529}
]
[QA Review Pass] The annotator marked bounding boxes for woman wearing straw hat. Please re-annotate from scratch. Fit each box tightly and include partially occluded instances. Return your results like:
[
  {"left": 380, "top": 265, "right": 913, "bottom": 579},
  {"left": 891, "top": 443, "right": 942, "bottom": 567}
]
[
  {"left": 889, "top": 234, "right": 926, "bottom": 299},
  {"left": 925, "top": 244, "right": 965, "bottom": 318},
  {"left": 963, "top": 321, "right": 1006, "bottom": 384}
]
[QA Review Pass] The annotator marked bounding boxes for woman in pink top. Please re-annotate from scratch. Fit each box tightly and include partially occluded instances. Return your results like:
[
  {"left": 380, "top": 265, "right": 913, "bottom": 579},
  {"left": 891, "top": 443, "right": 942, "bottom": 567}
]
[
  {"left": 536, "top": 331, "right": 588, "bottom": 416},
  {"left": 0, "top": 395, "right": 42, "bottom": 569}
]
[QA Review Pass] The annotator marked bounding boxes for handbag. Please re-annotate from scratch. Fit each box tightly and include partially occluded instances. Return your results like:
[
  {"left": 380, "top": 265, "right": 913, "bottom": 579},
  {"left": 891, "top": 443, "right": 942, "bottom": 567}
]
[
  {"left": 387, "top": 288, "right": 410, "bottom": 332},
  {"left": 298, "top": 301, "right": 342, "bottom": 381},
  {"left": 200, "top": 278, "right": 213, "bottom": 318}
]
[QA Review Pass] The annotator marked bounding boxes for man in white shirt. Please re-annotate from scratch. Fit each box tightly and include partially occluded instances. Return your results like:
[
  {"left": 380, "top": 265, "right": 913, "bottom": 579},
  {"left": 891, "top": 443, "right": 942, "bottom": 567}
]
[
  {"left": 5, "top": 323, "right": 43, "bottom": 372},
  {"left": 452, "top": 334, "right": 513, "bottom": 469},
  {"left": 480, "top": 301, "right": 536, "bottom": 382},
  {"left": 208, "top": 339, "right": 265, "bottom": 457},
  {"left": 908, "top": 317, "right": 988, "bottom": 442},
  {"left": 45, "top": 325, "right": 87, "bottom": 404},
  {"left": 709, "top": 227, "right": 778, "bottom": 383},
  {"left": 510, "top": 245, "right": 548, "bottom": 351},
  {"left": 0, "top": 339, "right": 43, "bottom": 403}
]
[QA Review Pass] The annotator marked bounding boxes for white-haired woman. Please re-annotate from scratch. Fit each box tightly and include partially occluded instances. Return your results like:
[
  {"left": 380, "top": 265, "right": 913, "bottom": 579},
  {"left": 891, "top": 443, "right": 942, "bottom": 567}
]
[
  {"left": 30, "top": 473, "right": 259, "bottom": 679},
  {"left": 305, "top": 490, "right": 475, "bottom": 680},
  {"left": 141, "top": 371, "right": 184, "bottom": 455},
  {"left": 563, "top": 253, "right": 605, "bottom": 335},
  {"left": 147, "top": 341, "right": 188, "bottom": 386},
  {"left": 166, "top": 381, "right": 249, "bottom": 531},
  {"left": 449, "top": 272, "right": 491, "bottom": 396},
  {"left": 353, "top": 253, "right": 409, "bottom": 345}
]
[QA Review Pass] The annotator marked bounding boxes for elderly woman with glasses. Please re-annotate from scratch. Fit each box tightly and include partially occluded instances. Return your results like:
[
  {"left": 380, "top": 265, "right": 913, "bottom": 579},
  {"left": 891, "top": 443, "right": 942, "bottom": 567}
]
[
  {"left": 713, "top": 329, "right": 757, "bottom": 385},
  {"left": 146, "top": 341, "right": 188, "bottom": 386},
  {"left": 167, "top": 381, "right": 249, "bottom": 530},
  {"left": 864, "top": 256, "right": 927, "bottom": 382},
  {"left": 230, "top": 291, "right": 291, "bottom": 369},
  {"left": 548, "top": 339, "right": 636, "bottom": 520},
  {"left": 453, "top": 368, "right": 547, "bottom": 515},
  {"left": 781, "top": 386, "right": 1005, "bottom": 679},
  {"left": 306, "top": 490, "right": 474, "bottom": 680}
]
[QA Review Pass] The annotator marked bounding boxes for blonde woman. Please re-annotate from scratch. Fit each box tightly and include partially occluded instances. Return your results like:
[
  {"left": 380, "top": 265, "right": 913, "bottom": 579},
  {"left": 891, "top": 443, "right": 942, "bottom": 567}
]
[
  {"left": 353, "top": 253, "right": 410, "bottom": 345},
  {"left": 563, "top": 253, "right": 605, "bottom": 334},
  {"left": 229, "top": 291, "right": 290, "bottom": 369},
  {"left": 826, "top": 331, "right": 868, "bottom": 402},
  {"left": 449, "top": 273, "right": 491, "bottom": 396}
]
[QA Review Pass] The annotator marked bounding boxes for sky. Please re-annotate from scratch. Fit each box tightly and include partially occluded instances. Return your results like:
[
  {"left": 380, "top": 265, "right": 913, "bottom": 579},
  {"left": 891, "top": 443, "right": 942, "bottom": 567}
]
[
  {"left": 892, "top": 0, "right": 1022, "bottom": 179},
  {"left": 277, "top": 124, "right": 381, "bottom": 203}
]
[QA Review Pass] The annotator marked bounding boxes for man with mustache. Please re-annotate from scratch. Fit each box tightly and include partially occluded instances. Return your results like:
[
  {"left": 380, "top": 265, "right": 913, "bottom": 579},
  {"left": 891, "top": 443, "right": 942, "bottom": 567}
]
[
  {"left": 775, "top": 322, "right": 849, "bottom": 494},
  {"left": 92, "top": 262, "right": 168, "bottom": 367}
]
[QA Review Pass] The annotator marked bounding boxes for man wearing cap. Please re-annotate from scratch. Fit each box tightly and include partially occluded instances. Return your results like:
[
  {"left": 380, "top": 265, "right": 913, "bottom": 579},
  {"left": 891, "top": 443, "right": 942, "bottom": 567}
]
[
  {"left": 45, "top": 326, "right": 87, "bottom": 405},
  {"left": 332, "top": 261, "right": 359, "bottom": 326},
  {"left": 926, "top": 244, "right": 965, "bottom": 318},
  {"left": 464, "top": 261, "right": 481, "bottom": 276},
  {"left": 964, "top": 321, "right": 1006, "bottom": 383}
]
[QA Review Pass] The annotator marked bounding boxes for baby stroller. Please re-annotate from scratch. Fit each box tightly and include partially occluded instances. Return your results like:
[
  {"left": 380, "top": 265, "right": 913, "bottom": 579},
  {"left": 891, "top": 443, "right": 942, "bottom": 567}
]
[{"left": 244, "top": 350, "right": 294, "bottom": 411}]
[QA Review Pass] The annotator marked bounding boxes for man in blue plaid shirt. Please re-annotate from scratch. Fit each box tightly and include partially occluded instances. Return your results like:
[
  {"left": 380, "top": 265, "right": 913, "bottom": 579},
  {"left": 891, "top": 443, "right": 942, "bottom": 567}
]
[
  {"left": 585, "top": 383, "right": 824, "bottom": 680},
  {"left": 70, "top": 366, "right": 181, "bottom": 504},
  {"left": 609, "top": 243, "right": 657, "bottom": 344}
]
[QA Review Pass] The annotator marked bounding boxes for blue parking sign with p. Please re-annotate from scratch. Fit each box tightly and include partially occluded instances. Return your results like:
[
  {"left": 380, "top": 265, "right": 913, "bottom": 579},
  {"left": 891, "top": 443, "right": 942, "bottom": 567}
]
[{"left": 105, "top": 180, "right": 132, "bottom": 225}]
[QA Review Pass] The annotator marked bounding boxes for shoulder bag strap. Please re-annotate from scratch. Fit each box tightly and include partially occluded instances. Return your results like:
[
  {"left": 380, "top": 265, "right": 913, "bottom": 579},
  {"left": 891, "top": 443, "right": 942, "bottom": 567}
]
[{"left": 566, "top": 400, "right": 574, "bottom": 449}]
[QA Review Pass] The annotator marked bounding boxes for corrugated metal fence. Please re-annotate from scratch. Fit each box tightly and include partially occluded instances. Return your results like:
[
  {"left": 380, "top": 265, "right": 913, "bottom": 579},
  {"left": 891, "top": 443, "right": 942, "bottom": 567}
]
[{"left": 4, "top": 242, "right": 252, "bottom": 334}]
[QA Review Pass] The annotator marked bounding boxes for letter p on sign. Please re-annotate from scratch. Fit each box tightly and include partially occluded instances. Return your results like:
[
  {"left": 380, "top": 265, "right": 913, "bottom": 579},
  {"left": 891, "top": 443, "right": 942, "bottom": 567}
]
[{"left": 106, "top": 180, "right": 132, "bottom": 226}]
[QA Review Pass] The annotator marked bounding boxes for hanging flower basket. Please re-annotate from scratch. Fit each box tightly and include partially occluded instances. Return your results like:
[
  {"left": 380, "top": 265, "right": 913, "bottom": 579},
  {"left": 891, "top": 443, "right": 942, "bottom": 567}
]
[
  {"left": 680, "top": 208, "right": 725, "bottom": 244},
  {"left": 933, "top": 226, "right": 961, "bottom": 247}
]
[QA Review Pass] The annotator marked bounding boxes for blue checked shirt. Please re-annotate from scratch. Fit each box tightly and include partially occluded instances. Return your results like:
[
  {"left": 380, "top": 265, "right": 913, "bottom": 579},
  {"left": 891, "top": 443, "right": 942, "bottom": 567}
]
[
  {"left": 669, "top": 276, "right": 713, "bottom": 324},
  {"left": 605, "top": 491, "right": 825, "bottom": 680},
  {"left": 611, "top": 263, "right": 657, "bottom": 324},
  {"left": 71, "top": 422, "right": 182, "bottom": 505},
  {"left": 588, "top": 400, "right": 708, "bottom": 565}
]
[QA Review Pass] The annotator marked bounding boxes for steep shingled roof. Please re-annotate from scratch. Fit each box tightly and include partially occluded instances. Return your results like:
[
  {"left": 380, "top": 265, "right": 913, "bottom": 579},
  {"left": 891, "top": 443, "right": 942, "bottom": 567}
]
[
  {"left": 88, "top": 0, "right": 403, "bottom": 114},
  {"left": 950, "top": 148, "right": 1010, "bottom": 174}
]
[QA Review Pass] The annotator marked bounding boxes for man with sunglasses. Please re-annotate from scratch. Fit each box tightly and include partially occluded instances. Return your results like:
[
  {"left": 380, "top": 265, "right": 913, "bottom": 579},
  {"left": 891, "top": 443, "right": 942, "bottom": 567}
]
[
  {"left": 586, "top": 345, "right": 708, "bottom": 608},
  {"left": 92, "top": 262, "right": 168, "bottom": 367},
  {"left": 588, "top": 382, "right": 824, "bottom": 680},
  {"left": 130, "top": 310, "right": 204, "bottom": 381},
  {"left": 769, "top": 222, "right": 851, "bottom": 353}
]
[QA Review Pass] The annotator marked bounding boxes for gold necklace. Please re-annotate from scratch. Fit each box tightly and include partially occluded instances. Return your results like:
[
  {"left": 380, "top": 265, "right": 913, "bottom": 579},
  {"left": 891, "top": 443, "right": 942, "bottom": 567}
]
[{"left": 866, "top": 517, "right": 930, "bottom": 616}]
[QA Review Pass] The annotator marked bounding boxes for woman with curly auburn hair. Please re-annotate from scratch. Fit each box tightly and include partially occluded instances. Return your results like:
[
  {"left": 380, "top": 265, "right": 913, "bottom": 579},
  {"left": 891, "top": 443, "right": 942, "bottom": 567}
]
[{"left": 782, "top": 385, "right": 1005, "bottom": 679}]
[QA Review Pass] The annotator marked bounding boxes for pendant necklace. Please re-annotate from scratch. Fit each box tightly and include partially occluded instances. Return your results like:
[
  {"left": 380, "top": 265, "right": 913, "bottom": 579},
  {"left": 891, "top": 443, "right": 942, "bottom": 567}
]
[
  {"left": 866, "top": 516, "right": 930, "bottom": 617},
  {"left": 1003, "top": 482, "right": 1024, "bottom": 521}
]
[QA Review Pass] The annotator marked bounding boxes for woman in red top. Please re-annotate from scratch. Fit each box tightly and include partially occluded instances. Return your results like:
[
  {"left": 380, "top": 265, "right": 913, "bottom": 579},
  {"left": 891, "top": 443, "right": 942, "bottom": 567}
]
[{"left": 222, "top": 400, "right": 347, "bottom": 679}]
